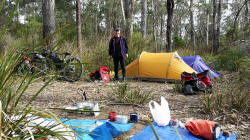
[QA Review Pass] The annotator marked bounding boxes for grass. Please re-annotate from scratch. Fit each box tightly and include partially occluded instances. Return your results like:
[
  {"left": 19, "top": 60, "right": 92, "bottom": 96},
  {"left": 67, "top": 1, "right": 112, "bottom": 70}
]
[
  {"left": 173, "top": 84, "right": 183, "bottom": 93},
  {"left": 112, "top": 82, "right": 152, "bottom": 105},
  {"left": 0, "top": 50, "right": 74, "bottom": 139},
  {"left": 201, "top": 74, "right": 249, "bottom": 114},
  {"left": 0, "top": 1, "right": 75, "bottom": 137}
]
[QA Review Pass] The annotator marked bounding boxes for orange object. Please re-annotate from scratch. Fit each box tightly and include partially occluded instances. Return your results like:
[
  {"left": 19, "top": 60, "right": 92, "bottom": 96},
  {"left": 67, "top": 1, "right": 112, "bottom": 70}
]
[{"left": 185, "top": 120, "right": 217, "bottom": 140}]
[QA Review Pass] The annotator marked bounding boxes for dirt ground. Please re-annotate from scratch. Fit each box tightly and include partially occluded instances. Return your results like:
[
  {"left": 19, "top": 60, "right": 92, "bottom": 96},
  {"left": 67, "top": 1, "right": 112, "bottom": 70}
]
[{"left": 21, "top": 79, "right": 249, "bottom": 140}]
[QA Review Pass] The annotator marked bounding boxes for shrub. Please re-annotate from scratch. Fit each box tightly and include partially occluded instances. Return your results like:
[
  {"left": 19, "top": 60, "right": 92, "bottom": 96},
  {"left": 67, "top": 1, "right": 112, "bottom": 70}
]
[
  {"left": 173, "top": 84, "right": 183, "bottom": 93},
  {"left": 112, "top": 82, "right": 152, "bottom": 105},
  {"left": 0, "top": 50, "right": 70, "bottom": 139},
  {"left": 201, "top": 74, "right": 249, "bottom": 114},
  {"left": 215, "top": 48, "right": 245, "bottom": 71},
  {"left": 173, "top": 36, "right": 186, "bottom": 48}
]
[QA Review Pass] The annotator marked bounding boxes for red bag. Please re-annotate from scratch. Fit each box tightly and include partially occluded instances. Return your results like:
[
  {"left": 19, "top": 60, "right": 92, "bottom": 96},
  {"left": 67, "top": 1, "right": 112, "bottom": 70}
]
[
  {"left": 185, "top": 120, "right": 217, "bottom": 140},
  {"left": 90, "top": 66, "right": 110, "bottom": 82},
  {"left": 99, "top": 66, "right": 110, "bottom": 82}
]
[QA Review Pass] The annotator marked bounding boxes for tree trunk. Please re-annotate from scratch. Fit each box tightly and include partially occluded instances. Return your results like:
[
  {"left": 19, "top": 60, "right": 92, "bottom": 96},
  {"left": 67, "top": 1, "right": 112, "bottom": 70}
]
[
  {"left": 244, "top": 0, "right": 249, "bottom": 38},
  {"left": 141, "top": 0, "right": 147, "bottom": 39},
  {"left": 42, "top": 0, "right": 56, "bottom": 49},
  {"left": 206, "top": 0, "right": 209, "bottom": 47},
  {"left": 245, "top": 1, "right": 249, "bottom": 24},
  {"left": 166, "top": 0, "right": 174, "bottom": 52},
  {"left": 212, "top": 0, "right": 217, "bottom": 53},
  {"left": 95, "top": 0, "right": 98, "bottom": 36},
  {"left": 124, "top": 0, "right": 134, "bottom": 40},
  {"left": 121, "top": 0, "right": 126, "bottom": 23},
  {"left": 76, "top": 0, "right": 81, "bottom": 48},
  {"left": 232, "top": 0, "right": 248, "bottom": 40},
  {"left": 160, "top": 14, "right": 164, "bottom": 39},
  {"left": 190, "top": 0, "right": 195, "bottom": 48},
  {"left": 216, "top": 0, "right": 221, "bottom": 53},
  {"left": 152, "top": 0, "right": 157, "bottom": 51}
]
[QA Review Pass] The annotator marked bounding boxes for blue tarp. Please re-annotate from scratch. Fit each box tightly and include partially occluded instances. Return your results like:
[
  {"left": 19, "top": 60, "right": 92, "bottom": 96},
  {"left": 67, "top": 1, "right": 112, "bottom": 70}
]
[
  {"left": 131, "top": 122, "right": 236, "bottom": 140},
  {"left": 181, "top": 55, "right": 220, "bottom": 78},
  {"left": 61, "top": 119, "right": 133, "bottom": 140}
]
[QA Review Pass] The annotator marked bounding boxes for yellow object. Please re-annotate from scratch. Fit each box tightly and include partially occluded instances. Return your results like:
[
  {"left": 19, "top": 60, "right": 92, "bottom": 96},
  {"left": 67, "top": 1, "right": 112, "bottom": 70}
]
[
  {"left": 119, "top": 51, "right": 197, "bottom": 80},
  {"left": 109, "top": 71, "right": 115, "bottom": 78}
]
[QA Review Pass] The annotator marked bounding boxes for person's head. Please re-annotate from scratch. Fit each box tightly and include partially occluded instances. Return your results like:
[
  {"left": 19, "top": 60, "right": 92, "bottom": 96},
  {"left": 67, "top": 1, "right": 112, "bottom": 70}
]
[{"left": 113, "top": 27, "right": 120, "bottom": 37}]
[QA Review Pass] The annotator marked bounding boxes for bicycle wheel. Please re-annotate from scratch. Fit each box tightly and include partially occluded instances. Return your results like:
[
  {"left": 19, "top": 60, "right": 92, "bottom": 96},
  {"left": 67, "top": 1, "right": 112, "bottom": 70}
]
[
  {"left": 62, "top": 57, "right": 83, "bottom": 82},
  {"left": 34, "top": 59, "right": 49, "bottom": 75}
]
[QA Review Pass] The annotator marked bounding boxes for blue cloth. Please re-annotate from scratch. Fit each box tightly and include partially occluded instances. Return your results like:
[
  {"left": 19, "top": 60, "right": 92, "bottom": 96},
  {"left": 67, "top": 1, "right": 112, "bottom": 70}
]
[
  {"left": 61, "top": 119, "right": 133, "bottom": 140},
  {"left": 131, "top": 122, "right": 236, "bottom": 140},
  {"left": 181, "top": 55, "right": 220, "bottom": 79}
]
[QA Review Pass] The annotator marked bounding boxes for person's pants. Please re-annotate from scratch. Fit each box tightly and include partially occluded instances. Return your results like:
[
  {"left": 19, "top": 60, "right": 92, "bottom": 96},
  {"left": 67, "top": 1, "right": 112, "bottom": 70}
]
[{"left": 113, "top": 55, "right": 126, "bottom": 80}]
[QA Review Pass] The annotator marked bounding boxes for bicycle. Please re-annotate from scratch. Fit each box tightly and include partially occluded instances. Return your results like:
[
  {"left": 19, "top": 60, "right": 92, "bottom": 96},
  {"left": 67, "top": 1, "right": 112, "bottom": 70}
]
[
  {"left": 41, "top": 49, "right": 83, "bottom": 82},
  {"left": 16, "top": 50, "right": 48, "bottom": 75},
  {"left": 17, "top": 50, "right": 83, "bottom": 82}
]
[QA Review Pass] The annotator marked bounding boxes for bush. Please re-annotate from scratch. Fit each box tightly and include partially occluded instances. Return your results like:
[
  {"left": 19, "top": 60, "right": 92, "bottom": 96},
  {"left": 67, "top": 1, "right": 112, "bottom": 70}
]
[
  {"left": 0, "top": 50, "right": 70, "bottom": 139},
  {"left": 215, "top": 48, "right": 245, "bottom": 71},
  {"left": 173, "top": 36, "right": 186, "bottom": 48},
  {"left": 112, "top": 82, "right": 152, "bottom": 105},
  {"left": 173, "top": 84, "right": 183, "bottom": 93},
  {"left": 201, "top": 74, "right": 249, "bottom": 114}
]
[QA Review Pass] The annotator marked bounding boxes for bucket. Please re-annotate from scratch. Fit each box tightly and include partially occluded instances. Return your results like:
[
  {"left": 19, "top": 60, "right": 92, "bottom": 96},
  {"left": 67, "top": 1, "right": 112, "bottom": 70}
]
[
  {"left": 116, "top": 115, "right": 128, "bottom": 124},
  {"left": 130, "top": 113, "right": 138, "bottom": 123}
]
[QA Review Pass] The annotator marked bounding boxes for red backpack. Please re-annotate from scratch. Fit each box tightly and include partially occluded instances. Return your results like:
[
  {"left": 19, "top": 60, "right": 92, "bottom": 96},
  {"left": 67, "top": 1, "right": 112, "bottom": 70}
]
[{"left": 90, "top": 66, "right": 110, "bottom": 82}]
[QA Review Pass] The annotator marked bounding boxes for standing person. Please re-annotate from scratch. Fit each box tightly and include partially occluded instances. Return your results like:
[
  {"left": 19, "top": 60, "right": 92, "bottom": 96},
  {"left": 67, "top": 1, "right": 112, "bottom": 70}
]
[{"left": 108, "top": 27, "right": 128, "bottom": 81}]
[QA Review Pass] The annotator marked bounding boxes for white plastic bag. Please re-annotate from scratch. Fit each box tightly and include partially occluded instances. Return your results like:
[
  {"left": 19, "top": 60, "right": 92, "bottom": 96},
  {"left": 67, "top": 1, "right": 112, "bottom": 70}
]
[{"left": 149, "top": 96, "right": 171, "bottom": 126}]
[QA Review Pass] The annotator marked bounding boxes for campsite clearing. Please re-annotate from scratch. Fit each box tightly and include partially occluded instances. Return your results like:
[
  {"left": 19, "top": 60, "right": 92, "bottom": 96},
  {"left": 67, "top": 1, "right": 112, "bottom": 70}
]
[{"left": 21, "top": 79, "right": 249, "bottom": 139}]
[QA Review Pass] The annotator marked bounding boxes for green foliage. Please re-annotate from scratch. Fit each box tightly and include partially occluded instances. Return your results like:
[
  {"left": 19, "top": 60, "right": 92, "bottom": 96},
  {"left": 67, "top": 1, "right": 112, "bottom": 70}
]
[
  {"left": 147, "top": 119, "right": 160, "bottom": 140},
  {"left": 14, "top": 16, "right": 42, "bottom": 46},
  {"left": 127, "top": 32, "right": 149, "bottom": 63},
  {"left": 80, "top": 39, "right": 113, "bottom": 78},
  {"left": 173, "top": 84, "right": 183, "bottom": 93},
  {"left": 201, "top": 75, "right": 249, "bottom": 114},
  {"left": 215, "top": 48, "right": 245, "bottom": 71},
  {"left": 176, "top": 48, "right": 196, "bottom": 56},
  {"left": 238, "top": 57, "right": 250, "bottom": 88},
  {"left": 112, "top": 82, "right": 152, "bottom": 105},
  {"left": 173, "top": 36, "right": 186, "bottom": 48},
  {"left": 0, "top": 50, "right": 71, "bottom": 139},
  {"left": 223, "top": 18, "right": 240, "bottom": 42}
]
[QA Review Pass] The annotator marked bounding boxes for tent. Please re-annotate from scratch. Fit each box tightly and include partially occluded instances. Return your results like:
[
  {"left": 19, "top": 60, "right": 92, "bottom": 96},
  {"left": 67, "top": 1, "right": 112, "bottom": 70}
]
[
  {"left": 119, "top": 52, "right": 197, "bottom": 80},
  {"left": 181, "top": 55, "right": 220, "bottom": 79}
]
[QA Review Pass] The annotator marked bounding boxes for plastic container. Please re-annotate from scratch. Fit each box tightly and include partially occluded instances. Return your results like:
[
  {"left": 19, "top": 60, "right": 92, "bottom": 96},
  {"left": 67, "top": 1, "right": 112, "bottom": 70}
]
[
  {"left": 76, "top": 101, "right": 95, "bottom": 109},
  {"left": 130, "top": 113, "right": 138, "bottom": 123},
  {"left": 76, "top": 101, "right": 100, "bottom": 116},
  {"left": 116, "top": 115, "right": 128, "bottom": 124}
]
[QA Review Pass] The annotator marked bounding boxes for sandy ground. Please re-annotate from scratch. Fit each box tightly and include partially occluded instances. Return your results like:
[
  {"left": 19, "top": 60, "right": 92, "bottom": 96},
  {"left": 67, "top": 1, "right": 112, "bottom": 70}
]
[{"left": 20, "top": 79, "right": 249, "bottom": 140}]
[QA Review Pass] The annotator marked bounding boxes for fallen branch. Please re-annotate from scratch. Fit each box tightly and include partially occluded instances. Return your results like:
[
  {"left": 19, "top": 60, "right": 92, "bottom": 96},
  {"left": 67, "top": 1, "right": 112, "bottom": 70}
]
[{"left": 107, "top": 103, "right": 147, "bottom": 108}]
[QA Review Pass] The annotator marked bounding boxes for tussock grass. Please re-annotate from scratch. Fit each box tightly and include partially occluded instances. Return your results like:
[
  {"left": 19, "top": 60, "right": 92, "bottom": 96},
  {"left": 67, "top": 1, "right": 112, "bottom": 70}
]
[
  {"left": 112, "top": 82, "right": 152, "bottom": 105},
  {"left": 201, "top": 74, "right": 249, "bottom": 114}
]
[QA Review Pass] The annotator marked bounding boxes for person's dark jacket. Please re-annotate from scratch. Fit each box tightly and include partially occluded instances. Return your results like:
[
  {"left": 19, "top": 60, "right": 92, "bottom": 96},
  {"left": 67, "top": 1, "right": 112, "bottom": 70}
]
[{"left": 109, "top": 35, "right": 128, "bottom": 58}]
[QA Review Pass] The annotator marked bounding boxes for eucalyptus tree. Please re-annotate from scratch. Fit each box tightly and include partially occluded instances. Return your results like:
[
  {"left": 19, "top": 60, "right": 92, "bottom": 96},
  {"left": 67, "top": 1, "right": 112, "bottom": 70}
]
[
  {"left": 189, "top": 0, "right": 195, "bottom": 48},
  {"left": 141, "top": 0, "right": 147, "bottom": 38},
  {"left": 212, "top": 0, "right": 217, "bottom": 53},
  {"left": 76, "top": 0, "right": 81, "bottom": 48},
  {"left": 42, "top": 0, "right": 56, "bottom": 48},
  {"left": 124, "top": 0, "right": 135, "bottom": 40},
  {"left": 166, "top": 0, "right": 174, "bottom": 52}
]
